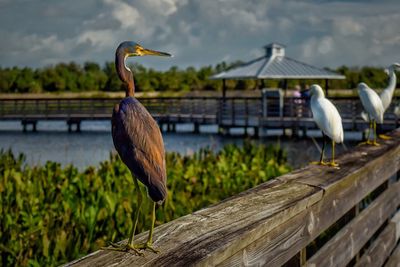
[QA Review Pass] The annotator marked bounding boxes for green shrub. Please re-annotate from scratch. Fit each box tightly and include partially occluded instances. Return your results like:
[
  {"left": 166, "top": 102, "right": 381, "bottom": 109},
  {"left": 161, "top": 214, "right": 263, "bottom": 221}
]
[{"left": 0, "top": 141, "right": 290, "bottom": 266}]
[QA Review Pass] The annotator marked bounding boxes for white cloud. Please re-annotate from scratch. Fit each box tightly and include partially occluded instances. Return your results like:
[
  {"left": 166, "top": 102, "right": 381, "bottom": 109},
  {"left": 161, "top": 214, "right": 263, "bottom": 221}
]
[
  {"left": 333, "top": 17, "right": 364, "bottom": 36},
  {"left": 0, "top": 0, "right": 399, "bottom": 69},
  {"left": 76, "top": 30, "right": 115, "bottom": 49},
  {"left": 104, "top": 0, "right": 140, "bottom": 29},
  {"left": 142, "top": 0, "right": 187, "bottom": 16}
]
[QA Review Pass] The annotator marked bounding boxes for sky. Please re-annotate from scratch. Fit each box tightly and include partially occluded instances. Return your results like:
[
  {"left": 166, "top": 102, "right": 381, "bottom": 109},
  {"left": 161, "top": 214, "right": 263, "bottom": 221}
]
[{"left": 0, "top": 0, "right": 399, "bottom": 70}]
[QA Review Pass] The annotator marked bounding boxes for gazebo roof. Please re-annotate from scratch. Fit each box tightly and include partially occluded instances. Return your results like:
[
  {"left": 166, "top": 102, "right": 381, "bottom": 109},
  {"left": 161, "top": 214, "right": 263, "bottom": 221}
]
[{"left": 210, "top": 43, "right": 345, "bottom": 80}]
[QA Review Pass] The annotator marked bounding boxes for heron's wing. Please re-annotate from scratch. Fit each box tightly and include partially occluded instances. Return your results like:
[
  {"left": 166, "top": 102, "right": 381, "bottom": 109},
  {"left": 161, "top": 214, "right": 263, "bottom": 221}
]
[
  {"left": 379, "top": 89, "right": 394, "bottom": 112},
  {"left": 359, "top": 87, "right": 384, "bottom": 123},
  {"left": 311, "top": 98, "right": 343, "bottom": 143},
  {"left": 112, "top": 98, "right": 167, "bottom": 202}
]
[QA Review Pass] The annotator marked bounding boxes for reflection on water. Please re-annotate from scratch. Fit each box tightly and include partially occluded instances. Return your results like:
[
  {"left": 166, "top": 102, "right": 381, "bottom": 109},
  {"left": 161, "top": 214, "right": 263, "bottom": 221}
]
[{"left": 0, "top": 121, "right": 361, "bottom": 170}]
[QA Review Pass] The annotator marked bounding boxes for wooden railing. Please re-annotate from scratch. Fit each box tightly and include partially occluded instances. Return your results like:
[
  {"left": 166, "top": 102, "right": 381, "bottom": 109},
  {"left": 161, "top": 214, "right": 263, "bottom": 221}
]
[
  {"left": 65, "top": 129, "right": 400, "bottom": 267},
  {"left": 0, "top": 96, "right": 398, "bottom": 119},
  {"left": 1, "top": 97, "right": 399, "bottom": 133}
]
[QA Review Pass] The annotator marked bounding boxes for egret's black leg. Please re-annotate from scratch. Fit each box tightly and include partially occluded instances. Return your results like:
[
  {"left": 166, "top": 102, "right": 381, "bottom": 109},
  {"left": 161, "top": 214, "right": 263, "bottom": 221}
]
[
  {"left": 359, "top": 120, "right": 373, "bottom": 145},
  {"left": 310, "top": 132, "right": 327, "bottom": 166},
  {"left": 319, "top": 133, "right": 327, "bottom": 164}
]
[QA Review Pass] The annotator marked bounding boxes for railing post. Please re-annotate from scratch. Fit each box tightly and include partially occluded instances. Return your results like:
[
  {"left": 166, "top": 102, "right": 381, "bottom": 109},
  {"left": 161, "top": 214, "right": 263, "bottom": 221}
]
[
  {"left": 245, "top": 98, "right": 249, "bottom": 127},
  {"left": 0, "top": 100, "right": 3, "bottom": 116},
  {"left": 232, "top": 98, "right": 235, "bottom": 125}
]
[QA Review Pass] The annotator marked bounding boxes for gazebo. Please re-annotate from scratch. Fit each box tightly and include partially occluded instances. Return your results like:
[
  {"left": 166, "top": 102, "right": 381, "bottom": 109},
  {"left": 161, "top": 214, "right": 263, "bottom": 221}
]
[{"left": 210, "top": 43, "right": 345, "bottom": 97}]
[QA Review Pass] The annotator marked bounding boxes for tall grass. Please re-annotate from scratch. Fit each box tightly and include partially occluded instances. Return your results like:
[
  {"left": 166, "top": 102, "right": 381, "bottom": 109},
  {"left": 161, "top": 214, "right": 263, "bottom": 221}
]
[{"left": 0, "top": 141, "right": 290, "bottom": 266}]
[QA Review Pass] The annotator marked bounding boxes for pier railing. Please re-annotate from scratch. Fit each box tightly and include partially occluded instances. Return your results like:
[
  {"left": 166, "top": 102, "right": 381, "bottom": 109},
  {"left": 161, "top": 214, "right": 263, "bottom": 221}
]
[
  {"left": 0, "top": 96, "right": 399, "bottom": 132},
  {"left": 65, "top": 129, "right": 400, "bottom": 267}
]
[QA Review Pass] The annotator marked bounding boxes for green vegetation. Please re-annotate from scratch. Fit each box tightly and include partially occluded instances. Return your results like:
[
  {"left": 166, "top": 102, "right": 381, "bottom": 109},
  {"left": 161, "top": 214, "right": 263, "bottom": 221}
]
[
  {"left": 0, "top": 142, "right": 290, "bottom": 266},
  {"left": 0, "top": 61, "right": 397, "bottom": 94}
]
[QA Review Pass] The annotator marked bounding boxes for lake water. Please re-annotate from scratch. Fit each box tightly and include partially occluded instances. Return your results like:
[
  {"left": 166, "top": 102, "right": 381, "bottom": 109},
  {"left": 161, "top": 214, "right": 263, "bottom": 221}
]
[{"left": 0, "top": 120, "right": 362, "bottom": 170}]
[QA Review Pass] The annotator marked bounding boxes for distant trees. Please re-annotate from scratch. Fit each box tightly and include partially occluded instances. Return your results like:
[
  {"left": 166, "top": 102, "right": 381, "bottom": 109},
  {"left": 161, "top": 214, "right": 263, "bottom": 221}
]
[{"left": 0, "top": 62, "right": 397, "bottom": 94}]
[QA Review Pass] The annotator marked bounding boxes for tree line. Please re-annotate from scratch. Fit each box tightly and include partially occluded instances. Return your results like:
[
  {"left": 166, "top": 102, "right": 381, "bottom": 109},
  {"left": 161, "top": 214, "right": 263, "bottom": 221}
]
[{"left": 0, "top": 61, "right": 396, "bottom": 93}]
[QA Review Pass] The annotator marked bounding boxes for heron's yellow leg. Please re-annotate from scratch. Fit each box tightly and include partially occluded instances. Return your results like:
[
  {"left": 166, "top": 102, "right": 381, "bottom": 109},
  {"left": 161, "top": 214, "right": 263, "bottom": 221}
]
[
  {"left": 372, "top": 121, "right": 380, "bottom": 146},
  {"left": 367, "top": 120, "right": 372, "bottom": 141},
  {"left": 101, "top": 176, "right": 144, "bottom": 256},
  {"left": 128, "top": 177, "right": 143, "bottom": 246},
  {"left": 328, "top": 141, "right": 339, "bottom": 167},
  {"left": 130, "top": 202, "right": 159, "bottom": 253},
  {"left": 359, "top": 121, "right": 373, "bottom": 145}
]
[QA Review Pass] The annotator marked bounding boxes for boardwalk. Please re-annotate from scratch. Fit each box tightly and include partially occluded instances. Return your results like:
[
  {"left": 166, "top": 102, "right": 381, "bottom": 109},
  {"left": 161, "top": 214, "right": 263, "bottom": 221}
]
[
  {"left": 0, "top": 96, "right": 399, "bottom": 134},
  {"left": 65, "top": 129, "right": 400, "bottom": 267}
]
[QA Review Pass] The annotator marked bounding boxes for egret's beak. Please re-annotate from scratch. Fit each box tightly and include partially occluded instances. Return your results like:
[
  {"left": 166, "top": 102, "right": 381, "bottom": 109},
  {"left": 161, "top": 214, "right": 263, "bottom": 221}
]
[
  {"left": 139, "top": 46, "right": 172, "bottom": 57},
  {"left": 394, "top": 62, "right": 400, "bottom": 69}
]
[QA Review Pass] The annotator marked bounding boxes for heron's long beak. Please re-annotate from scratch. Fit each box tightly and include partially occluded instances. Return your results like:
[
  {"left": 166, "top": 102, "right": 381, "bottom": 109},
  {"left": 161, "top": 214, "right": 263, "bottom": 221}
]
[{"left": 141, "top": 47, "right": 172, "bottom": 57}]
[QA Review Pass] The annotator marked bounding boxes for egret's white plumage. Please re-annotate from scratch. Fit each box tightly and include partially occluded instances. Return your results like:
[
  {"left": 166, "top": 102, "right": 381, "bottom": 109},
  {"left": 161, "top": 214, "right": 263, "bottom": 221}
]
[
  {"left": 380, "top": 63, "right": 400, "bottom": 111},
  {"left": 310, "top": 85, "right": 344, "bottom": 143},
  {"left": 358, "top": 82, "right": 384, "bottom": 124},
  {"left": 309, "top": 84, "right": 343, "bottom": 166},
  {"left": 361, "top": 63, "right": 400, "bottom": 121}
]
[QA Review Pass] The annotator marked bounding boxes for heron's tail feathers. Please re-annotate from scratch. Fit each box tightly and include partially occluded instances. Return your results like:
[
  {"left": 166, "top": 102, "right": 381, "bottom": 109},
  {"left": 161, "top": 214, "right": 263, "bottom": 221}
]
[{"left": 147, "top": 180, "right": 167, "bottom": 204}]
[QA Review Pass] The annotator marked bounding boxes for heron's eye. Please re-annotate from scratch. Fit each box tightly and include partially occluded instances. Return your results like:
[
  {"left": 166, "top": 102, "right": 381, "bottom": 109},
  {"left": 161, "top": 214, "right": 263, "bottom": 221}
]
[{"left": 135, "top": 45, "right": 144, "bottom": 56}]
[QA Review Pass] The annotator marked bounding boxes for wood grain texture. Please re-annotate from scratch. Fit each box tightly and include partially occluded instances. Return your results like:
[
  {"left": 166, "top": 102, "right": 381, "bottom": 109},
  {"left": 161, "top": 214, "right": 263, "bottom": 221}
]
[
  {"left": 355, "top": 223, "right": 396, "bottom": 267},
  {"left": 307, "top": 182, "right": 400, "bottom": 267},
  {"left": 65, "top": 129, "right": 400, "bottom": 267},
  {"left": 218, "top": 130, "right": 400, "bottom": 267},
  {"left": 385, "top": 242, "right": 400, "bottom": 267}
]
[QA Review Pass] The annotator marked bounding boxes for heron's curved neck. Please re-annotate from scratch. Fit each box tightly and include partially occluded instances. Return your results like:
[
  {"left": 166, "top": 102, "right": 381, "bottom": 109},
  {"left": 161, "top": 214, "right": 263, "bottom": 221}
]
[
  {"left": 116, "top": 51, "right": 135, "bottom": 97},
  {"left": 385, "top": 68, "right": 397, "bottom": 94},
  {"left": 312, "top": 88, "right": 325, "bottom": 99}
]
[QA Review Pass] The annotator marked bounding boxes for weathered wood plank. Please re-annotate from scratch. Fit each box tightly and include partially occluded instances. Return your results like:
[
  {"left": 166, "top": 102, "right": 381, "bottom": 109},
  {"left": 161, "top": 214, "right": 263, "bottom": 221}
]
[
  {"left": 356, "top": 211, "right": 400, "bottom": 267},
  {"left": 307, "top": 182, "right": 400, "bottom": 267},
  {"left": 217, "top": 131, "right": 400, "bottom": 267},
  {"left": 65, "top": 179, "right": 322, "bottom": 267},
  {"left": 385, "top": 242, "right": 400, "bottom": 267},
  {"left": 65, "top": 129, "right": 400, "bottom": 267}
]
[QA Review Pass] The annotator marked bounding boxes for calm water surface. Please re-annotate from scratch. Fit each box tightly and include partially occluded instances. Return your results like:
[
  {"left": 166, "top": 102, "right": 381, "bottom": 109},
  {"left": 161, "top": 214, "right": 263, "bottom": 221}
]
[{"left": 0, "top": 121, "right": 361, "bottom": 170}]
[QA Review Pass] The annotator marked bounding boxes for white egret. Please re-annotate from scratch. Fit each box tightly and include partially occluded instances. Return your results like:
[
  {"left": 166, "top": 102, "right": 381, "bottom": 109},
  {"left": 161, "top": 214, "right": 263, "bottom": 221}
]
[
  {"left": 309, "top": 84, "right": 344, "bottom": 167},
  {"left": 360, "top": 63, "right": 400, "bottom": 139},
  {"left": 358, "top": 82, "right": 384, "bottom": 146}
]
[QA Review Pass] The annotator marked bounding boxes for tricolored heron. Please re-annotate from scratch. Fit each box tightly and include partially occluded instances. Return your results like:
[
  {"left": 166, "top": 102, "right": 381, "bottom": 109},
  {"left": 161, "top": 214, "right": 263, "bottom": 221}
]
[
  {"left": 104, "top": 41, "right": 171, "bottom": 255},
  {"left": 309, "top": 84, "right": 344, "bottom": 167},
  {"left": 360, "top": 63, "right": 400, "bottom": 141}
]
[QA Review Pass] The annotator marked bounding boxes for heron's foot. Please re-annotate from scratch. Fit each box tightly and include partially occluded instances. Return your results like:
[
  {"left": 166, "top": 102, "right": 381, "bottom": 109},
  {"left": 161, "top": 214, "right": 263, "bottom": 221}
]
[
  {"left": 327, "top": 161, "right": 340, "bottom": 168},
  {"left": 358, "top": 140, "right": 373, "bottom": 146},
  {"left": 378, "top": 134, "right": 392, "bottom": 140},
  {"left": 133, "top": 242, "right": 160, "bottom": 254},
  {"left": 101, "top": 242, "right": 144, "bottom": 256},
  {"left": 371, "top": 141, "right": 380, "bottom": 146},
  {"left": 310, "top": 161, "right": 328, "bottom": 166}
]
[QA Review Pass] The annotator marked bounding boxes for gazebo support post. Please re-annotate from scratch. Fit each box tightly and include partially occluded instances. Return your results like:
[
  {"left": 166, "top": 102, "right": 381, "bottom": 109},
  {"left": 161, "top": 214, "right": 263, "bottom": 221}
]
[
  {"left": 283, "top": 79, "right": 288, "bottom": 97},
  {"left": 325, "top": 79, "right": 329, "bottom": 97},
  {"left": 222, "top": 79, "right": 227, "bottom": 99}
]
